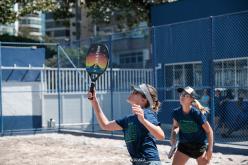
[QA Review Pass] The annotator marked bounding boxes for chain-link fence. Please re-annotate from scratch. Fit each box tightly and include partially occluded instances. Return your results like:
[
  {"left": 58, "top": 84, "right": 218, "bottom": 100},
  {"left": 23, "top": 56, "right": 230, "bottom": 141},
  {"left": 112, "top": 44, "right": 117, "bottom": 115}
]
[
  {"left": 153, "top": 10, "right": 248, "bottom": 144},
  {"left": 0, "top": 11, "right": 247, "bottom": 147},
  {"left": 57, "top": 31, "right": 154, "bottom": 135},
  {"left": 0, "top": 28, "right": 154, "bottom": 136}
]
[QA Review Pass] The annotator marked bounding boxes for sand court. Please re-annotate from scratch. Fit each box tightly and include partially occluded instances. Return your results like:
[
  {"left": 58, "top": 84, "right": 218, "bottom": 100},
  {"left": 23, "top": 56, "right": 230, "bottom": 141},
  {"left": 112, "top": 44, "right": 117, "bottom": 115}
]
[{"left": 0, "top": 133, "right": 247, "bottom": 165}]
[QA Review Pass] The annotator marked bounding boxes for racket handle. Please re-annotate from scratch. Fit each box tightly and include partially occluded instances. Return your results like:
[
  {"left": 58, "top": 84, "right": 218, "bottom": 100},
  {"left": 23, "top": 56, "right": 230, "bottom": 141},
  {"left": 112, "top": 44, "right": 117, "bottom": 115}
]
[
  {"left": 168, "top": 142, "right": 178, "bottom": 159},
  {"left": 88, "top": 82, "right": 95, "bottom": 100}
]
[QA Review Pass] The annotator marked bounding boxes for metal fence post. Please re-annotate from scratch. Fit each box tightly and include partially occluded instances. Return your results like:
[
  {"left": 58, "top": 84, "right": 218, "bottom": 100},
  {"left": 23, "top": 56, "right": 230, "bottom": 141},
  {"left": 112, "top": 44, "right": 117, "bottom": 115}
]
[
  {"left": 151, "top": 26, "right": 157, "bottom": 86},
  {"left": 109, "top": 35, "right": 114, "bottom": 136},
  {"left": 89, "top": 38, "right": 95, "bottom": 133},
  {"left": 0, "top": 42, "right": 3, "bottom": 135},
  {"left": 57, "top": 44, "right": 62, "bottom": 132},
  {"left": 210, "top": 16, "right": 216, "bottom": 135}
]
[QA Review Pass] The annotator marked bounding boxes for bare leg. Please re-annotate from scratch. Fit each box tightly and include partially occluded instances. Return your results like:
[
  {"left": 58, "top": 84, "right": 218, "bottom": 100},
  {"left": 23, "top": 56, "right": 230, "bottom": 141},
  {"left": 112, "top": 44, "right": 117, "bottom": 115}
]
[
  {"left": 196, "top": 152, "right": 210, "bottom": 165},
  {"left": 172, "top": 151, "right": 189, "bottom": 165}
]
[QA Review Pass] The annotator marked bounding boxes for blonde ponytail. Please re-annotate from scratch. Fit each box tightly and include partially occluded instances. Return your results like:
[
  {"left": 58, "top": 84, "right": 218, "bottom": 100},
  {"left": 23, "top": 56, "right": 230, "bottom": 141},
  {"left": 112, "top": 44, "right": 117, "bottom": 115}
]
[
  {"left": 146, "top": 84, "right": 160, "bottom": 112},
  {"left": 192, "top": 99, "right": 209, "bottom": 115},
  {"left": 152, "top": 100, "right": 161, "bottom": 112}
]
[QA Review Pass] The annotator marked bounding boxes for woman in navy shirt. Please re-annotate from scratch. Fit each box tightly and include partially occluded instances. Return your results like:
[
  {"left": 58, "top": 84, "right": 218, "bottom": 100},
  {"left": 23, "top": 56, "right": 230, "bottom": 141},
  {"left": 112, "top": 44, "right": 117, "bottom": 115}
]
[
  {"left": 88, "top": 84, "right": 165, "bottom": 165},
  {"left": 170, "top": 86, "right": 213, "bottom": 165}
]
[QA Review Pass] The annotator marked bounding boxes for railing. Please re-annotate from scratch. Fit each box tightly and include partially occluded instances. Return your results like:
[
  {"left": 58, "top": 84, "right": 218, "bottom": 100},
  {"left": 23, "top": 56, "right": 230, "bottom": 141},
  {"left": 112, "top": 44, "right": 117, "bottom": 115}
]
[
  {"left": 44, "top": 68, "right": 153, "bottom": 93},
  {"left": 1, "top": 66, "right": 154, "bottom": 93}
]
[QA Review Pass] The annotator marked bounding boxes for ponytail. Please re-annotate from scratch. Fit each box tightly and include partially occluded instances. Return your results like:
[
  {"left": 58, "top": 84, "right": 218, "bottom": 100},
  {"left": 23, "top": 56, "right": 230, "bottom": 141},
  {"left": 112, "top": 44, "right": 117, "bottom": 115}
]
[
  {"left": 192, "top": 99, "right": 209, "bottom": 115},
  {"left": 152, "top": 100, "right": 161, "bottom": 112},
  {"left": 146, "top": 84, "right": 160, "bottom": 112}
]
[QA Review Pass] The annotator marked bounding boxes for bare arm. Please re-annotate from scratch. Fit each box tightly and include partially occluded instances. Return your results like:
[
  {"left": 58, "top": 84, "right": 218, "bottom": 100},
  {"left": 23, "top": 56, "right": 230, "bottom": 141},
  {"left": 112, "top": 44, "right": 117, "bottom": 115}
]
[
  {"left": 170, "top": 119, "right": 179, "bottom": 145},
  {"left": 202, "top": 121, "right": 213, "bottom": 160},
  {"left": 132, "top": 104, "right": 165, "bottom": 140},
  {"left": 88, "top": 92, "right": 122, "bottom": 131},
  {"left": 141, "top": 119, "right": 165, "bottom": 140}
]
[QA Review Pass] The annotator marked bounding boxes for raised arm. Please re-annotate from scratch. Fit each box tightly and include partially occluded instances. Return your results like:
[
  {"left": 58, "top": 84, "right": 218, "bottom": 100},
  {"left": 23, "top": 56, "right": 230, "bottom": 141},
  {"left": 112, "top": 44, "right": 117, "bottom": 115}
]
[{"left": 88, "top": 91, "right": 122, "bottom": 131}]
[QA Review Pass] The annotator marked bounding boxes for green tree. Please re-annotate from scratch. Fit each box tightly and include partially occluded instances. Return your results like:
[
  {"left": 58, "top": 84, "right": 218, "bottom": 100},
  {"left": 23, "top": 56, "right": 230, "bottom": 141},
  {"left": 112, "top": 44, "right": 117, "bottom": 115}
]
[
  {"left": 46, "top": 47, "right": 88, "bottom": 68},
  {"left": 83, "top": 0, "right": 168, "bottom": 28},
  {"left": 0, "top": 0, "right": 58, "bottom": 24},
  {"left": 1, "top": 0, "right": 168, "bottom": 28}
]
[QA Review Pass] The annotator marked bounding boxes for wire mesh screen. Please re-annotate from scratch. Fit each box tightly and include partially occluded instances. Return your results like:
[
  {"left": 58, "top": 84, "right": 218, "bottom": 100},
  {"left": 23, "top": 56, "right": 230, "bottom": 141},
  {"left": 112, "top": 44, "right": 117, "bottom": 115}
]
[
  {"left": 153, "top": 11, "right": 248, "bottom": 143},
  {"left": 212, "top": 11, "right": 248, "bottom": 141},
  {"left": 55, "top": 31, "right": 154, "bottom": 134},
  {"left": 0, "top": 11, "right": 247, "bottom": 147}
]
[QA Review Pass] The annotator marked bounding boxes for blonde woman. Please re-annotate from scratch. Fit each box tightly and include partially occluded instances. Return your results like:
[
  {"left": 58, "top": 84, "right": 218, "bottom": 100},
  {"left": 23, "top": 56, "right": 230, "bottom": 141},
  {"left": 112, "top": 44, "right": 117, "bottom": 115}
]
[
  {"left": 88, "top": 83, "right": 165, "bottom": 165},
  {"left": 170, "top": 86, "right": 213, "bottom": 165}
]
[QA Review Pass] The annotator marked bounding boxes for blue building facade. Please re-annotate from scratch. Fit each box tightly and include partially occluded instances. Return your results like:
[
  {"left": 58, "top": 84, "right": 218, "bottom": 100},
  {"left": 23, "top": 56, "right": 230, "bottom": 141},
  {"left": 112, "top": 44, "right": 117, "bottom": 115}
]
[{"left": 151, "top": 0, "right": 248, "bottom": 125}]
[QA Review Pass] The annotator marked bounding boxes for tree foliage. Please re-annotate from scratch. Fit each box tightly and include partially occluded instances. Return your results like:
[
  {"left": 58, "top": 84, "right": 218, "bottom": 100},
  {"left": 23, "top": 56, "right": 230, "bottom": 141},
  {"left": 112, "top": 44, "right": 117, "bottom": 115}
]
[
  {"left": 0, "top": 0, "right": 57, "bottom": 24},
  {"left": 83, "top": 0, "right": 167, "bottom": 28},
  {"left": 1, "top": 0, "right": 167, "bottom": 28},
  {"left": 45, "top": 46, "right": 88, "bottom": 68}
]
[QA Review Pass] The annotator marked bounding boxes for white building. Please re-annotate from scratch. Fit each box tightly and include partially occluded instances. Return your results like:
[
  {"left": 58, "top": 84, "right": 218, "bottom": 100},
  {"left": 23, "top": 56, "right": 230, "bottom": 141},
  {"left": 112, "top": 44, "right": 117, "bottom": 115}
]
[
  {"left": 0, "top": 3, "right": 18, "bottom": 36},
  {"left": 0, "top": 3, "right": 45, "bottom": 41}
]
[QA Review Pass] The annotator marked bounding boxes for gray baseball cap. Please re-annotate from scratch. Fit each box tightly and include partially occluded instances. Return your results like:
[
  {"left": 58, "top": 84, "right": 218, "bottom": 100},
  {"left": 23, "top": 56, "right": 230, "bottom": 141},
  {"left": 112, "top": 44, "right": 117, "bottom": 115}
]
[
  {"left": 177, "top": 86, "right": 198, "bottom": 98},
  {"left": 131, "top": 84, "right": 153, "bottom": 108}
]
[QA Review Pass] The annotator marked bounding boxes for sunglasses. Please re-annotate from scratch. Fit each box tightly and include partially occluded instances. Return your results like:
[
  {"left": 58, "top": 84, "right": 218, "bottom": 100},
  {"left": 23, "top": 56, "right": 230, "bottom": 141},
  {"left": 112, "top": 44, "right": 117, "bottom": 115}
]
[
  {"left": 131, "top": 90, "right": 146, "bottom": 98},
  {"left": 180, "top": 93, "right": 192, "bottom": 98}
]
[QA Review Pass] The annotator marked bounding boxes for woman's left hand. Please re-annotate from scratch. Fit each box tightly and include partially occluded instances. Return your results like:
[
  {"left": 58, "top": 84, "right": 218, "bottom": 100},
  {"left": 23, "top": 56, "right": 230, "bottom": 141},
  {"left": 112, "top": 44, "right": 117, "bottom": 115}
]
[
  {"left": 132, "top": 104, "right": 145, "bottom": 122},
  {"left": 204, "top": 149, "right": 212, "bottom": 161}
]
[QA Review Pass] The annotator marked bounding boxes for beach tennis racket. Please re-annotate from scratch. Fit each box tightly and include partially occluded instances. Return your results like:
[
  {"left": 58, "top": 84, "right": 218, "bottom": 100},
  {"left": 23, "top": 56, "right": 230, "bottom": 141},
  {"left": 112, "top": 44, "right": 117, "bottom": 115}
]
[{"left": 86, "top": 43, "right": 109, "bottom": 100}]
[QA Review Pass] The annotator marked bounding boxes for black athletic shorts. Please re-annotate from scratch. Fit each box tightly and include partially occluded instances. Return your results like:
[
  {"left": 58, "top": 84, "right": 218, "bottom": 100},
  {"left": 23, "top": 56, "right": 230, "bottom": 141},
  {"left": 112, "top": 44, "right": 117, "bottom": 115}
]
[{"left": 177, "top": 142, "right": 207, "bottom": 159}]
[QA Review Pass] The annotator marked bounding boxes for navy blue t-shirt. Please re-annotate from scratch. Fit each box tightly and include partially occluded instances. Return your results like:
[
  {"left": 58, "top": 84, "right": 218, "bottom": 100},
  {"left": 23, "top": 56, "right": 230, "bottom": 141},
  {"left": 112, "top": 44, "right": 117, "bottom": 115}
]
[
  {"left": 173, "top": 106, "right": 207, "bottom": 144},
  {"left": 115, "top": 108, "right": 161, "bottom": 161}
]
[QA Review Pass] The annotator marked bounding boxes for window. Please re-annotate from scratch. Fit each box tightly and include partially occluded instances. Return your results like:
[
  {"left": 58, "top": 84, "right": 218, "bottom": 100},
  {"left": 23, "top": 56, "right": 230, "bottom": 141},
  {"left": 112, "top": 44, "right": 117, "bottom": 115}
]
[
  {"left": 214, "top": 58, "right": 248, "bottom": 99},
  {"left": 72, "top": 32, "right": 77, "bottom": 36},
  {"left": 119, "top": 52, "right": 143, "bottom": 68},
  {"left": 20, "top": 19, "right": 41, "bottom": 25},
  {"left": 19, "top": 27, "right": 40, "bottom": 32},
  {"left": 54, "top": 30, "right": 70, "bottom": 37},
  {"left": 46, "top": 13, "right": 54, "bottom": 19},
  {"left": 46, "top": 21, "right": 67, "bottom": 28},
  {"left": 164, "top": 62, "right": 202, "bottom": 100}
]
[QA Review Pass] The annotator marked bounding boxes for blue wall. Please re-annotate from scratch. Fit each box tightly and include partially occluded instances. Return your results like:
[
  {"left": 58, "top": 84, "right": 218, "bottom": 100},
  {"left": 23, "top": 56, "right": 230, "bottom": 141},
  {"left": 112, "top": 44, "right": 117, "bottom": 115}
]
[
  {"left": 151, "top": 0, "right": 248, "bottom": 26},
  {"left": 158, "top": 101, "right": 180, "bottom": 123},
  {"left": 1, "top": 47, "right": 45, "bottom": 81},
  {"left": 2, "top": 47, "right": 45, "bottom": 67},
  {"left": 151, "top": 1, "right": 248, "bottom": 124},
  {"left": 213, "top": 14, "right": 248, "bottom": 59},
  {"left": 0, "top": 116, "right": 41, "bottom": 131}
]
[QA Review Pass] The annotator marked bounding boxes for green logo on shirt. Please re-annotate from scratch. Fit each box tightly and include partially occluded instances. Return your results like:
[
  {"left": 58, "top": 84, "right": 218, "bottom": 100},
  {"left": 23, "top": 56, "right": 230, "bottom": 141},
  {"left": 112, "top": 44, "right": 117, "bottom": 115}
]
[
  {"left": 180, "top": 120, "right": 198, "bottom": 133},
  {"left": 124, "top": 122, "right": 137, "bottom": 143}
]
